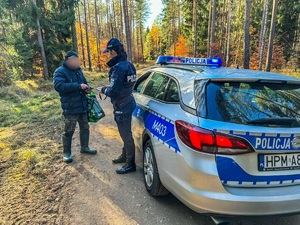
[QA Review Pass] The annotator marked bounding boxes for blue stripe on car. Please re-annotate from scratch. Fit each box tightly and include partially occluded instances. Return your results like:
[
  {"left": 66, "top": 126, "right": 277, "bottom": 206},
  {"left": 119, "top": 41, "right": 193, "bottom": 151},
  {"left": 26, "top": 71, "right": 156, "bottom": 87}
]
[
  {"left": 216, "top": 156, "right": 300, "bottom": 186},
  {"left": 133, "top": 105, "right": 180, "bottom": 153}
]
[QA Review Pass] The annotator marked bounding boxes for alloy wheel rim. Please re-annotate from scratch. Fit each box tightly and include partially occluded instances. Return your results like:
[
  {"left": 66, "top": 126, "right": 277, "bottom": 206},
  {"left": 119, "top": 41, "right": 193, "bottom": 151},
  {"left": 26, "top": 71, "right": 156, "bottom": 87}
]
[{"left": 144, "top": 147, "right": 154, "bottom": 187}]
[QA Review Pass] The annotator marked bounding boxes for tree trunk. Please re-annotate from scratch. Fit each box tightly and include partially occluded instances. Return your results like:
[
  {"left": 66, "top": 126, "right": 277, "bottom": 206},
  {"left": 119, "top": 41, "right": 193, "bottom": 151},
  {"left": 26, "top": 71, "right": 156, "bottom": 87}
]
[
  {"left": 78, "top": 6, "right": 86, "bottom": 68},
  {"left": 71, "top": 5, "right": 78, "bottom": 53},
  {"left": 32, "top": 0, "right": 49, "bottom": 79},
  {"left": 207, "top": 0, "right": 212, "bottom": 57},
  {"left": 94, "top": 0, "right": 101, "bottom": 70},
  {"left": 136, "top": 23, "right": 139, "bottom": 62},
  {"left": 87, "top": 0, "right": 92, "bottom": 30},
  {"left": 122, "top": 0, "right": 133, "bottom": 61},
  {"left": 259, "top": 0, "right": 269, "bottom": 71},
  {"left": 210, "top": 0, "right": 217, "bottom": 57},
  {"left": 172, "top": 16, "right": 176, "bottom": 56},
  {"left": 119, "top": 0, "right": 124, "bottom": 42},
  {"left": 130, "top": 0, "right": 135, "bottom": 61},
  {"left": 140, "top": 23, "right": 144, "bottom": 62},
  {"left": 193, "top": 0, "right": 197, "bottom": 57},
  {"left": 225, "top": 0, "right": 232, "bottom": 67},
  {"left": 266, "top": 0, "right": 278, "bottom": 72},
  {"left": 220, "top": 0, "right": 226, "bottom": 52},
  {"left": 234, "top": 0, "right": 242, "bottom": 65},
  {"left": 83, "top": 0, "right": 92, "bottom": 71},
  {"left": 178, "top": 0, "right": 181, "bottom": 36},
  {"left": 243, "top": 0, "right": 251, "bottom": 69},
  {"left": 112, "top": 0, "right": 118, "bottom": 38},
  {"left": 132, "top": 15, "right": 135, "bottom": 60},
  {"left": 106, "top": 0, "right": 111, "bottom": 38}
]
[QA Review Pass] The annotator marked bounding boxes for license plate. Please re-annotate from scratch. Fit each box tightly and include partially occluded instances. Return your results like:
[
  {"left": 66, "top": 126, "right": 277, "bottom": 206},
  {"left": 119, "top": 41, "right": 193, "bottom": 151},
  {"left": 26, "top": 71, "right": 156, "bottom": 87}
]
[{"left": 258, "top": 153, "right": 300, "bottom": 171}]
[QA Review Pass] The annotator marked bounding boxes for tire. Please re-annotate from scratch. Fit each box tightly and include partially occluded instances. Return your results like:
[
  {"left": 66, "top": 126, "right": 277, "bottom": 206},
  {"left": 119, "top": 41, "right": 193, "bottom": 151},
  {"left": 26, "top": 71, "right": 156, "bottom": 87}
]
[{"left": 143, "top": 140, "right": 169, "bottom": 197}]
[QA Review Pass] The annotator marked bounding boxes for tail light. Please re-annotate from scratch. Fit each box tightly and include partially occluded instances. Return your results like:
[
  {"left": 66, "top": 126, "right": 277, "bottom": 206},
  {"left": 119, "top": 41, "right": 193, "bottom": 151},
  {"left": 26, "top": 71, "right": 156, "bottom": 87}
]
[{"left": 175, "top": 120, "right": 254, "bottom": 155}]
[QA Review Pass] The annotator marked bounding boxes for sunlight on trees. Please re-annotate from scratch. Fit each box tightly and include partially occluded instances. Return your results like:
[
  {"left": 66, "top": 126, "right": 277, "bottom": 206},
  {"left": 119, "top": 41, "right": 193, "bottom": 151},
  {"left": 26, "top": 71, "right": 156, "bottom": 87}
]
[{"left": 0, "top": 0, "right": 299, "bottom": 84}]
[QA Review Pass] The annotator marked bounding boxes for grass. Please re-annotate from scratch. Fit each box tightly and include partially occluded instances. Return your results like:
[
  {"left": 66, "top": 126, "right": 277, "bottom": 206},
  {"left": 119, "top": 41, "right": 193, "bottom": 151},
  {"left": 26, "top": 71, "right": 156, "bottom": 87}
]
[
  {"left": 0, "top": 79, "right": 63, "bottom": 177},
  {"left": 0, "top": 73, "right": 110, "bottom": 223},
  {"left": 0, "top": 78, "right": 67, "bottom": 223},
  {"left": 0, "top": 70, "right": 110, "bottom": 177}
]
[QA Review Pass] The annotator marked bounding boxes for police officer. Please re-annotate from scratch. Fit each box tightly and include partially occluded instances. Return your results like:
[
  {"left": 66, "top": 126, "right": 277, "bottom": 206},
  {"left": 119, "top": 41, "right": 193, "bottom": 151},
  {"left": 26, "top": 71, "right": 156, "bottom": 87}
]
[
  {"left": 54, "top": 51, "right": 97, "bottom": 163},
  {"left": 98, "top": 38, "right": 137, "bottom": 174}
]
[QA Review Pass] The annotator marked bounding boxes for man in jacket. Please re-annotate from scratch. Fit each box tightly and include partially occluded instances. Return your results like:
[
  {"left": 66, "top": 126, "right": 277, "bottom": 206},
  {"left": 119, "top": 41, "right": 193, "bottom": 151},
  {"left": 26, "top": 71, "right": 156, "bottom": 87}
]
[
  {"left": 54, "top": 51, "right": 97, "bottom": 163},
  {"left": 98, "top": 38, "right": 137, "bottom": 174}
]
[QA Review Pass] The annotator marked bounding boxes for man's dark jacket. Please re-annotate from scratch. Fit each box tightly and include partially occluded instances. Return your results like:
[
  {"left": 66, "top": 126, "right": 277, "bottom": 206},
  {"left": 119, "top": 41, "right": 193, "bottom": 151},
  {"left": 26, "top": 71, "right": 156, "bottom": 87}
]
[{"left": 53, "top": 63, "right": 88, "bottom": 115}]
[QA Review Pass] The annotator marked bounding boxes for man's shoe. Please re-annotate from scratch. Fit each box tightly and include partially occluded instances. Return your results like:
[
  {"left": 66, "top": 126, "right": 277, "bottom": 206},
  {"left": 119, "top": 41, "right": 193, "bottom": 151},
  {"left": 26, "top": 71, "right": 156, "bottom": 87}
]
[
  {"left": 63, "top": 135, "right": 73, "bottom": 163},
  {"left": 63, "top": 153, "right": 73, "bottom": 163},
  {"left": 80, "top": 131, "right": 97, "bottom": 155},
  {"left": 80, "top": 148, "right": 97, "bottom": 155},
  {"left": 112, "top": 149, "right": 126, "bottom": 164},
  {"left": 116, "top": 161, "right": 136, "bottom": 174}
]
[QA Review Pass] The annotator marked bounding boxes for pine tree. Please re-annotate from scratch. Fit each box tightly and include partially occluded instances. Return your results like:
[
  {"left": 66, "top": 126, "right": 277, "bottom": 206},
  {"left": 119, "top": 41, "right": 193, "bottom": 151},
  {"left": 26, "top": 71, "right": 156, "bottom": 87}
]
[
  {"left": 134, "top": 0, "right": 150, "bottom": 62},
  {"left": 259, "top": 0, "right": 269, "bottom": 71},
  {"left": 123, "top": 0, "right": 133, "bottom": 61},
  {"left": 243, "top": 0, "right": 251, "bottom": 69},
  {"left": 83, "top": 0, "right": 92, "bottom": 71},
  {"left": 266, "top": 0, "right": 278, "bottom": 72}
]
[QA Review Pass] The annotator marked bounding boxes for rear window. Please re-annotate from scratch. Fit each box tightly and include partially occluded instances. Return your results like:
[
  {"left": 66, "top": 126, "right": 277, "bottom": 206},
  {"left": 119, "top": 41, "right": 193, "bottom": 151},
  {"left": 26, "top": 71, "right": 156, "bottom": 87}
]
[{"left": 206, "top": 82, "right": 300, "bottom": 127}]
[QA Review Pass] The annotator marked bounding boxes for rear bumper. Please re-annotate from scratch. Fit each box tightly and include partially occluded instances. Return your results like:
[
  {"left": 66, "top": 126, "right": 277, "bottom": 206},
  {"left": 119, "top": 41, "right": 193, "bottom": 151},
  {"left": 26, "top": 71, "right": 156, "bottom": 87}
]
[
  {"left": 158, "top": 134, "right": 300, "bottom": 216},
  {"left": 170, "top": 182, "right": 300, "bottom": 216}
]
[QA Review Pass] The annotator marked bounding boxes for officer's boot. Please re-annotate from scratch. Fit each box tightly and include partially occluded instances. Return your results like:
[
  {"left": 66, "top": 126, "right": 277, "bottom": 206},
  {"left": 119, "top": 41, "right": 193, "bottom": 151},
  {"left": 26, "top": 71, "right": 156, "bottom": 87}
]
[
  {"left": 116, "top": 159, "right": 136, "bottom": 174},
  {"left": 112, "top": 148, "right": 126, "bottom": 164},
  {"left": 63, "top": 135, "right": 73, "bottom": 163},
  {"left": 80, "top": 131, "right": 97, "bottom": 155}
]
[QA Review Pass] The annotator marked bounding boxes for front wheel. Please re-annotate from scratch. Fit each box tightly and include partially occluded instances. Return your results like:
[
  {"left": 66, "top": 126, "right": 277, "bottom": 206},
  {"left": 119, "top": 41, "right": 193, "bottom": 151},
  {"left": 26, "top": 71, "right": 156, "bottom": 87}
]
[{"left": 143, "top": 140, "right": 169, "bottom": 197}]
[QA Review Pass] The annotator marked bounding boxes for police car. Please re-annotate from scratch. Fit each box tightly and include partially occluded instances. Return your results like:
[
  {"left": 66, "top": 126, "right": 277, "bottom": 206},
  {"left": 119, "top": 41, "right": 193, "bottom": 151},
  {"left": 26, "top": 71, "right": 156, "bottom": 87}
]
[{"left": 132, "top": 55, "right": 300, "bottom": 217}]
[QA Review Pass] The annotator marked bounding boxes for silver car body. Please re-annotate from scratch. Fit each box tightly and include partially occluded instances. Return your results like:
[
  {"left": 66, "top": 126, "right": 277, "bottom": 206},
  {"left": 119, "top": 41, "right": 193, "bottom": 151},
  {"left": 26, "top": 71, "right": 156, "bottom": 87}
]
[{"left": 132, "top": 61, "right": 300, "bottom": 216}]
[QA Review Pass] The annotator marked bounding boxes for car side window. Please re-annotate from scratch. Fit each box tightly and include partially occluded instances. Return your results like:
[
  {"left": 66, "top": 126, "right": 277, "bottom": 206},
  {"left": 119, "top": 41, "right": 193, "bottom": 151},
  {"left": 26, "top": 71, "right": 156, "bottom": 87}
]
[
  {"left": 165, "top": 79, "right": 179, "bottom": 103},
  {"left": 134, "top": 72, "right": 151, "bottom": 93},
  {"left": 154, "top": 76, "right": 169, "bottom": 100},
  {"left": 143, "top": 73, "right": 169, "bottom": 99}
]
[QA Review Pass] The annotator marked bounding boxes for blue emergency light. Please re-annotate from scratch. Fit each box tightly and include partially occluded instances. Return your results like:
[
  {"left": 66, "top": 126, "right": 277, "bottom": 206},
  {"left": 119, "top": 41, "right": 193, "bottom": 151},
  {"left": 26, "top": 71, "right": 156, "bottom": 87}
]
[{"left": 156, "top": 55, "right": 222, "bottom": 67}]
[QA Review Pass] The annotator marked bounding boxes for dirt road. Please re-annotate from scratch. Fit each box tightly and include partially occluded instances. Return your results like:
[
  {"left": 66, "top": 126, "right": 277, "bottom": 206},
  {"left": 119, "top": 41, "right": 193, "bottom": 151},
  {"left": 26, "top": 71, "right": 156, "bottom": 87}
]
[{"left": 58, "top": 97, "right": 300, "bottom": 225}]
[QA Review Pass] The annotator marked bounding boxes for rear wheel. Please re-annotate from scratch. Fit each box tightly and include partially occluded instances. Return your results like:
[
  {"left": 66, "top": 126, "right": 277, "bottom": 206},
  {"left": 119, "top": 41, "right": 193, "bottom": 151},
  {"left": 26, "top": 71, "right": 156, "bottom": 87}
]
[{"left": 143, "top": 140, "right": 169, "bottom": 196}]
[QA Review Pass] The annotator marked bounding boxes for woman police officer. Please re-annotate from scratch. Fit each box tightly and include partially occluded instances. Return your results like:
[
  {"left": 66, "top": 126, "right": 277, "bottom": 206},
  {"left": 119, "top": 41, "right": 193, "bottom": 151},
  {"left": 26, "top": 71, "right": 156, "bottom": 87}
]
[{"left": 98, "top": 38, "right": 137, "bottom": 174}]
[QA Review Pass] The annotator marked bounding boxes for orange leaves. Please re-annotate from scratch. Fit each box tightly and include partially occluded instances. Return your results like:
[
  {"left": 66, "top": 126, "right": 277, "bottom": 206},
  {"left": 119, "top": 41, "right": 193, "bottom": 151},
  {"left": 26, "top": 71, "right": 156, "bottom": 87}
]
[
  {"left": 250, "top": 40, "right": 286, "bottom": 70},
  {"left": 99, "top": 40, "right": 111, "bottom": 70},
  {"left": 149, "top": 25, "right": 160, "bottom": 44},
  {"left": 76, "top": 22, "right": 105, "bottom": 70},
  {"left": 144, "top": 25, "right": 162, "bottom": 60},
  {"left": 169, "top": 35, "right": 189, "bottom": 57}
]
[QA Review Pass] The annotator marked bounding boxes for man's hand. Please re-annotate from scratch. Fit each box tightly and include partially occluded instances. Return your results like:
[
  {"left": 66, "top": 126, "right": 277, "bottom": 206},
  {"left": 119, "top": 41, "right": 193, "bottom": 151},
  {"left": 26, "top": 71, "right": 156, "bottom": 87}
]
[
  {"left": 84, "top": 89, "right": 92, "bottom": 94},
  {"left": 81, "top": 84, "right": 89, "bottom": 90}
]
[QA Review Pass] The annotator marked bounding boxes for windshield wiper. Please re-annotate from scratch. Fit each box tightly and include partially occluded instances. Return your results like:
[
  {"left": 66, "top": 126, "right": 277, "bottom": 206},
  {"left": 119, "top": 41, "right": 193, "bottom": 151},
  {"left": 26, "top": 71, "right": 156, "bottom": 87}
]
[{"left": 246, "top": 117, "right": 299, "bottom": 126}]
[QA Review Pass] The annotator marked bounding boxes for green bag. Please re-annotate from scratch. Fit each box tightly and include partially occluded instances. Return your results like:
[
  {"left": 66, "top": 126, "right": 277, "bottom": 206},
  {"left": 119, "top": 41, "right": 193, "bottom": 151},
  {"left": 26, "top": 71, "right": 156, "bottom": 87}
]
[{"left": 86, "top": 92, "right": 105, "bottom": 123}]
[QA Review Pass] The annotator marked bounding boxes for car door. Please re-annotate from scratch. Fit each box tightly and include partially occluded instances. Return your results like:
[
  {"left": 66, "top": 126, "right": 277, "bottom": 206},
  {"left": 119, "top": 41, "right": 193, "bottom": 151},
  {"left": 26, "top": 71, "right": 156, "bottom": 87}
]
[{"left": 132, "top": 72, "right": 170, "bottom": 150}]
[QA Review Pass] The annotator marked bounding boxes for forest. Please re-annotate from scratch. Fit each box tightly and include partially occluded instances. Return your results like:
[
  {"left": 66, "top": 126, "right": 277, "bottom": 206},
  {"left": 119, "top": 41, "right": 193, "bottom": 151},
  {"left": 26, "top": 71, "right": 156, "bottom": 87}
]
[
  {"left": 0, "top": 1, "right": 300, "bottom": 223},
  {"left": 0, "top": 0, "right": 299, "bottom": 84}
]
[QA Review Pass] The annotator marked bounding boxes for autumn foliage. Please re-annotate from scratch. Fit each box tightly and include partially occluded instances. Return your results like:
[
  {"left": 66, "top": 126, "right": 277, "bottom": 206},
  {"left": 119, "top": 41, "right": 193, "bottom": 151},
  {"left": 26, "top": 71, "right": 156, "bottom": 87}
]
[
  {"left": 169, "top": 35, "right": 189, "bottom": 57},
  {"left": 250, "top": 41, "right": 286, "bottom": 70},
  {"left": 76, "top": 22, "right": 110, "bottom": 71}
]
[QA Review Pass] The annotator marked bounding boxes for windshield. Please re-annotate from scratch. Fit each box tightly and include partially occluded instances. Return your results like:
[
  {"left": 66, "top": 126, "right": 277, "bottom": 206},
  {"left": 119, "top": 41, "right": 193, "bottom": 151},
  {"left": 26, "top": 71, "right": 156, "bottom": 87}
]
[{"left": 206, "top": 81, "right": 300, "bottom": 127}]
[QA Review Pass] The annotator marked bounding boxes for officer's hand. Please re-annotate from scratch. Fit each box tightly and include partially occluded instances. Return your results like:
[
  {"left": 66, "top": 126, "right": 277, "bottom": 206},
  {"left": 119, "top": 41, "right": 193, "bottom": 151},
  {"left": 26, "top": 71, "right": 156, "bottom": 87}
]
[
  {"left": 81, "top": 84, "right": 89, "bottom": 90},
  {"left": 96, "top": 87, "right": 103, "bottom": 94}
]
